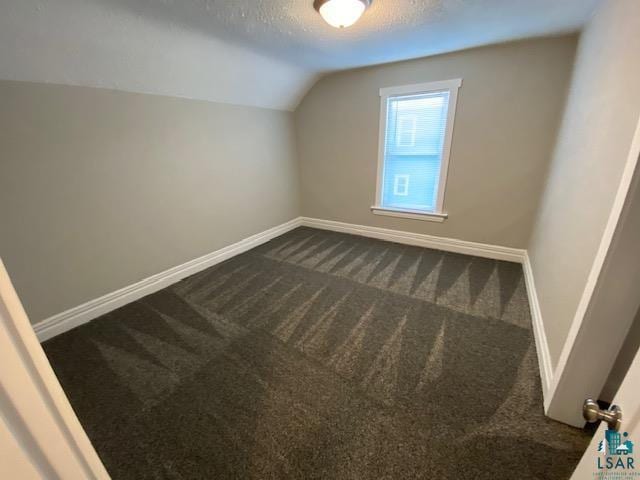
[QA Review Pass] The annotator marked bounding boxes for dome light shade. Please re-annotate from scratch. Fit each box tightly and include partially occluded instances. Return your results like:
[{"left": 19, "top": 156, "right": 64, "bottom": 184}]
[{"left": 315, "top": 0, "right": 371, "bottom": 29}]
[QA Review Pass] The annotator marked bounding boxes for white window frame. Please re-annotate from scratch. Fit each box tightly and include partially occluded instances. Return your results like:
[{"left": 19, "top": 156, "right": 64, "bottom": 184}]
[
  {"left": 393, "top": 174, "right": 410, "bottom": 196},
  {"left": 372, "top": 78, "right": 462, "bottom": 223}
]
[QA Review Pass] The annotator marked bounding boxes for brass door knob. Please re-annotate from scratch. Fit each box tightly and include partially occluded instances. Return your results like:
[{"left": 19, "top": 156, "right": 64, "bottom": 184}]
[{"left": 583, "top": 398, "right": 622, "bottom": 432}]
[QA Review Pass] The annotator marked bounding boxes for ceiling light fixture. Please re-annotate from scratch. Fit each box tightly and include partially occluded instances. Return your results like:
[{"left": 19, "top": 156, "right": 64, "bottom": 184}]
[{"left": 314, "top": 0, "right": 371, "bottom": 29}]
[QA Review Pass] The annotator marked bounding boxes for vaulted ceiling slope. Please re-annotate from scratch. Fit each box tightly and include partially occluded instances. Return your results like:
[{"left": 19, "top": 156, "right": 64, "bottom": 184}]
[
  {"left": 1, "top": 0, "right": 600, "bottom": 111},
  {"left": 0, "top": 0, "right": 316, "bottom": 111}
]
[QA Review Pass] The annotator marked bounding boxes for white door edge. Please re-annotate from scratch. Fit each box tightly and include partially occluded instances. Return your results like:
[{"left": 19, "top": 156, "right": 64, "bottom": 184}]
[{"left": 0, "top": 258, "right": 110, "bottom": 479}]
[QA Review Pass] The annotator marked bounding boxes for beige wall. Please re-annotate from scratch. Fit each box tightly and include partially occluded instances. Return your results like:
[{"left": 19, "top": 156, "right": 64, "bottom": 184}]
[
  {"left": 528, "top": 0, "right": 640, "bottom": 368},
  {"left": 0, "top": 81, "right": 300, "bottom": 323},
  {"left": 601, "top": 306, "right": 640, "bottom": 403},
  {"left": 295, "top": 36, "right": 577, "bottom": 248}
]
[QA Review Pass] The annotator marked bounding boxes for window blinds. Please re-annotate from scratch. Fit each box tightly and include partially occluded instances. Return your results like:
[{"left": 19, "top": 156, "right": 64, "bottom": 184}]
[{"left": 381, "top": 91, "right": 450, "bottom": 212}]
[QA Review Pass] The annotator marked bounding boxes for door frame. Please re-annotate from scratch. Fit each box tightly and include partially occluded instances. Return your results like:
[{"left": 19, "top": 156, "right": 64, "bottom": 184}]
[
  {"left": 545, "top": 116, "right": 640, "bottom": 427},
  {"left": 0, "top": 259, "right": 110, "bottom": 479}
]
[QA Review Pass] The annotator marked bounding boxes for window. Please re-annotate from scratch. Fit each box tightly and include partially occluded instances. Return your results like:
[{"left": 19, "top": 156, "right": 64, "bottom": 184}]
[
  {"left": 393, "top": 174, "right": 410, "bottom": 196},
  {"left": 372, "top": 79, "right": 462, "bottom": 222},
  {"left": 396, "top": 115, "right": 417, "bottom": 147}
]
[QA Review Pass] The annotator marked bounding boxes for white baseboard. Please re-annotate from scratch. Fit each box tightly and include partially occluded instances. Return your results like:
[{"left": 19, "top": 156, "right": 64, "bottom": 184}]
[
  {"left": 522, "top": 252, "right": 554, "bottom": 399},
  {"left": 299, "top": 217, "right": 526, "bottom": 263},
  {"left": 34, "top": 214, "right": 551, "bottom": 406},
  {"left": 33, "top": 218, "right": 302, "bottom": 342},
  {"left": 301, "top": 216, "right": 553, "bottom": 402}
]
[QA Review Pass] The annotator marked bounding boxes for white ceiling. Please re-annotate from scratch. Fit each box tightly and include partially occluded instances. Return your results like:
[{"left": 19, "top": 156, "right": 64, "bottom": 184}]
[
  {"left": 0, "top": 0, "right": 601, "bottom": 110},
  {"left": 0, "top": 0, "right": 316, "bottom": 110},
  {"left": 110, "top": 0, "right": 601, "bottom": 70}
]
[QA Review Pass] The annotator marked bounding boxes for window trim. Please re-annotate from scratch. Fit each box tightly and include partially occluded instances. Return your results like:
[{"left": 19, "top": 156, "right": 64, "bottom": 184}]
[
  {"left": 372, "top": 78, "right": 462, "bottom": 221},
  {"left": 371, "top": 206, "right": 448, "bottom": 223}
]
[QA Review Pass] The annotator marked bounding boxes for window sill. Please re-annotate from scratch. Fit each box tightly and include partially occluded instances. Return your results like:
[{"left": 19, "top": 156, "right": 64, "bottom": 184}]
[{"left": 370, "top": 206, "right": 448, "bottom": 223}]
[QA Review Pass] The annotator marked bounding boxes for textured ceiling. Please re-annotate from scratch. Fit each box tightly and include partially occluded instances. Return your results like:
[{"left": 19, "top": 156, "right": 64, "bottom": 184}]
[
  {"left": 98, "top": 0, "right": 601, "bottom": 70},
  {"left": 0, "top": 0, "right": 601, "bottom": 110},
  {"left": 0, "top": 0, "right": 316, "bottom": 110}
]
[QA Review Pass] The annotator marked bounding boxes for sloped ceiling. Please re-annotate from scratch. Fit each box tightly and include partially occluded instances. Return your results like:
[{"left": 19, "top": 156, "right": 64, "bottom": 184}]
[
  {"left": 0, "top": 0, "right": 601, "bottom": 111},
  {"left": 0, "top": 0, "right": 316, "bottom": 110}
]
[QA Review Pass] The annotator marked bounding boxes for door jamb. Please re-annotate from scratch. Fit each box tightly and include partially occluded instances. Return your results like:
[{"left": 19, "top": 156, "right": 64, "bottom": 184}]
[
  {"left": 545, "top": 115, "right": 640, "bottom": 426},
  {"left": 0, "top": 259, "right": 109, "bottom": 479}
]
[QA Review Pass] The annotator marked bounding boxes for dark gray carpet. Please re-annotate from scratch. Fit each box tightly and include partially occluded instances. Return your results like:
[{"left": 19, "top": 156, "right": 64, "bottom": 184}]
[{"left": 43, "top": 227, "right": 590, "bottom": 479}]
